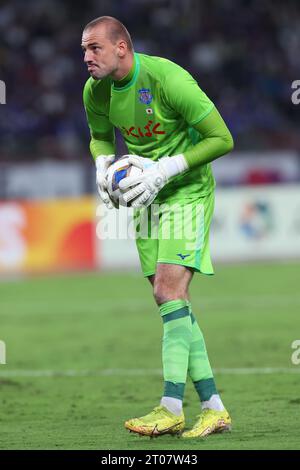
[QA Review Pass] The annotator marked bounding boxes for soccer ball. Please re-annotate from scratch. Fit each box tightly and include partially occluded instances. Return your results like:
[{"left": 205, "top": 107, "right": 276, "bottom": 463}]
[{"left": 106, "top": 156, "right": 143, "bottom": 207}]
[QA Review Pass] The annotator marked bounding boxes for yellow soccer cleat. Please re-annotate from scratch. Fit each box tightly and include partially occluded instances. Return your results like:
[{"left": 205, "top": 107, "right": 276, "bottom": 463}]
[
  {"left": 125, "top": 405, "right": 185, "bottom": 437},
  {"left": 182, "top": 408, "right": 231, "bottom": 438}
]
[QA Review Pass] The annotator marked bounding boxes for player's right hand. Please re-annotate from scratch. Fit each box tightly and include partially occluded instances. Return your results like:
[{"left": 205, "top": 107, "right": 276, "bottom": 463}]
[{"left": 95, "top": 154, "right": 116, "bottom": 209}]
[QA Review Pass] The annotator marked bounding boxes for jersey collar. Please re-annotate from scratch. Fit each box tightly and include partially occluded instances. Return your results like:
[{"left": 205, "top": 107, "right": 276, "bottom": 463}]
[{"left": 112, "top": 53, "right": 140, "bottom": 91}]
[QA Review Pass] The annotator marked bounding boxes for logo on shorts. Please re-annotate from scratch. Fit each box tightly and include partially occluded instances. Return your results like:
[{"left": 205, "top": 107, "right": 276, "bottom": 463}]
[
  {"left": 176, "top": 253, "right": 190, "bottom": 260},
  {"left": 138, "top": 88, "right": 153, "bottom": 105}
]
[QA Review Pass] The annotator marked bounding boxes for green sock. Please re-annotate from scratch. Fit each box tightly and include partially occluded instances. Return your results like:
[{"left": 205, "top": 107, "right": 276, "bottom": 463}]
[
  {"left": 188, "top": 306, "right": 218, "bottom": 401},
  {"left": 159, "top": 299, "right": 193, "bottom": 401}
]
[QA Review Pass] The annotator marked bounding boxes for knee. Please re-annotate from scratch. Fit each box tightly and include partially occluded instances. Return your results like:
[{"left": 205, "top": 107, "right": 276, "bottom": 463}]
[
  {"left": 153, "top": 280, "right": 184, "bottom": 306},
  {"left": 153, "top": 283, "right": 169, "bottom": 306}
]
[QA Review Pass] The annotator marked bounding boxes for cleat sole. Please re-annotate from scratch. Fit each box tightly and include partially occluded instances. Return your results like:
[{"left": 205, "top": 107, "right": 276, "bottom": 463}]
[
  {"left": 216, "top": 424, "right": 232, "bottom": 433},
  {"left": 125, "top": 422, "right": 184, "bottom": 437}
]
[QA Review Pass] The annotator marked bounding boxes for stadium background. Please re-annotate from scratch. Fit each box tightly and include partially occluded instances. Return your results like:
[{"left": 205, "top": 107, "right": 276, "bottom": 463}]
[{"left": 0, "top": 0, "right": 299, "bottom": 450}]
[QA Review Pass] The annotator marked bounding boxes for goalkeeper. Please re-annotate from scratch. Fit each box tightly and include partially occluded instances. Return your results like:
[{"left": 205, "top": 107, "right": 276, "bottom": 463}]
[{"left": 82, "top": 16, "right": 234, "bottom": 438}]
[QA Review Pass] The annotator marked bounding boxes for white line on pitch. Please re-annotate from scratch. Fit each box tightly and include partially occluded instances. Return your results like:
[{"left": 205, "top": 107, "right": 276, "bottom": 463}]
[{"left": 0, "top": 367, "right": 299, "bottom": 378}]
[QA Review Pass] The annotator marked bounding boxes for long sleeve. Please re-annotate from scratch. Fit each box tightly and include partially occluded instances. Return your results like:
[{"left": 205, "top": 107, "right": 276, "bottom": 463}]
[
  {"left": 161, "top": 63, "right": 233, "bottom": 168},
  {"left": 83, "top": 77, "right": 116, "bottom": 160},
  {"left": 183, "top": 107, "right": 234, "bottom": 169}
]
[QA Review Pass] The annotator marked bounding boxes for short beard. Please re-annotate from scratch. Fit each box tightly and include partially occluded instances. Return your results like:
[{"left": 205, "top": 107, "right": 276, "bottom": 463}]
[
  {"left": 90, "top": 72, "right": 102, "bottom": 80},
  {"left": 91, "top": 61, "right": 118, "bottom": 80}
]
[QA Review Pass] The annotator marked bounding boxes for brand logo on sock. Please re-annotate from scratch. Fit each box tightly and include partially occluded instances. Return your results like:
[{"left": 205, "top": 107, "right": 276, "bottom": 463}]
[{"left": 176, "top": 253, "right": 190, "bottom": 260}]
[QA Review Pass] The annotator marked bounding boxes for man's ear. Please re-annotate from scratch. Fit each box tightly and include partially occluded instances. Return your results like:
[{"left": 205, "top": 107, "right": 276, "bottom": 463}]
[{"left": 117, "top": 40, "right": 127, "bottom": 57}]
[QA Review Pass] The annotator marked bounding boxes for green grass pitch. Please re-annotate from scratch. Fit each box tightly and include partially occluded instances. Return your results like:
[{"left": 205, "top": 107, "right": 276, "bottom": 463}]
[{"left": 0, "top": 262, "right": 299, "bottom": 450}]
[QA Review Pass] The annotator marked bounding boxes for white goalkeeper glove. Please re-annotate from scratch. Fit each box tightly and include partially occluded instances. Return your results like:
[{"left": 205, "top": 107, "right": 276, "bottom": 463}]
[
  {"left": 95, "top": 154, "right": 116, "bottom": 209},
  {"left": 119, "top": 154, "right": 188, "bottom": 208}
]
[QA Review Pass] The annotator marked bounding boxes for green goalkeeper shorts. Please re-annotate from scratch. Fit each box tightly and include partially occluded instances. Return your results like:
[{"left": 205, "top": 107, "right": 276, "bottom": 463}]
[{"left": 134, "top": 191, "right": 215, "bottom": 277}]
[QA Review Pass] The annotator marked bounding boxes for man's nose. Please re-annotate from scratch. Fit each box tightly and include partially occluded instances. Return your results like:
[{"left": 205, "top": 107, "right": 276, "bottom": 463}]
[{"left": 84, "top": 50, "right": 93, "bottom": 63}]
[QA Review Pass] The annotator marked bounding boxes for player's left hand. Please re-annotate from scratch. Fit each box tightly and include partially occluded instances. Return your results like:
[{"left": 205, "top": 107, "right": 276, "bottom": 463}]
[
  {"left": 119, "top": 156, "right": 169, "bottom": 208},
  {"left": 119, "top": 154, "right": 188, "bottom": 208}
]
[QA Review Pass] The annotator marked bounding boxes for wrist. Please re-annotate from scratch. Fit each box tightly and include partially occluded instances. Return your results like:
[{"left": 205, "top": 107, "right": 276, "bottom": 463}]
[
  {"left": 159, "top": 154, "right": 189, "bottom": 179},
  {"left": 95, "top": 154, "right": 115, "bottom": 169}
]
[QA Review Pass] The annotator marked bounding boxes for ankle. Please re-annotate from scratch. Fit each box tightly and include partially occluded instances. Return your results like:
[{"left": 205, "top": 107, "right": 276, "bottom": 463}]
[{"left": 160, "top": 397, "right": 183, "bottom": 416}]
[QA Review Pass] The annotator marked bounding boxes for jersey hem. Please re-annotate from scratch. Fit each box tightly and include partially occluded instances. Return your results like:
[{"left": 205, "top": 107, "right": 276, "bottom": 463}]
[{"left": 155, "top": 185, "right": 216, "bottom": 204}]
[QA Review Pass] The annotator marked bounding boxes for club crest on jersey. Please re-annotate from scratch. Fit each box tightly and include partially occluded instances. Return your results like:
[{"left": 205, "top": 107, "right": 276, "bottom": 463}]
[{"left": 138, "top": 88, "right": 153, "bottom": 105}]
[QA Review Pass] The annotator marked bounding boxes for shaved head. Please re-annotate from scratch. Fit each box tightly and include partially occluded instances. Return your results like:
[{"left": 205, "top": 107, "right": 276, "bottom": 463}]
[
  {"left": 81, "top": 16, "right": 134, "bottom": 81},
  {"left": 83, "top": 16, "right": 133, "bottom": 52}
]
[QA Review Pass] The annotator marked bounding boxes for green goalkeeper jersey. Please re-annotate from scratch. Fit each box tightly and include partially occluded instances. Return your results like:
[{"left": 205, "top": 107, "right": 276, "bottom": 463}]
[{"left": 84, "top": 52, "right": 221, "bottom": 202}]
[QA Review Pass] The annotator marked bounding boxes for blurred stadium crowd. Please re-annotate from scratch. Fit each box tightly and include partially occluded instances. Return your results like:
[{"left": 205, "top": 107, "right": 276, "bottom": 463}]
[{"left": 0, "top": 0, "right": 300, "bottom": 162}]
